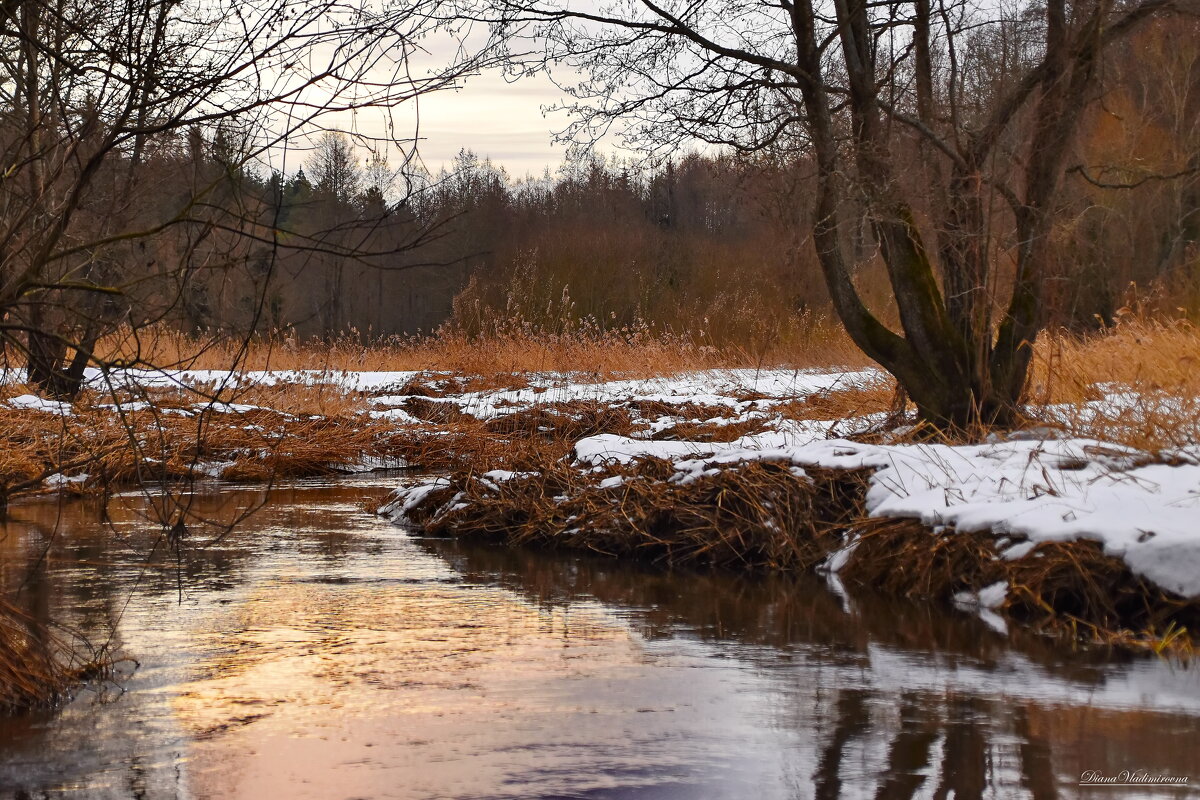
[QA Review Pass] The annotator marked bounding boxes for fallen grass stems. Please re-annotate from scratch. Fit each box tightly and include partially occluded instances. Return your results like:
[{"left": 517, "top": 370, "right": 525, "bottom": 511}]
[{"left": 0, "top": 599, "right": 109, "bottom": 714}]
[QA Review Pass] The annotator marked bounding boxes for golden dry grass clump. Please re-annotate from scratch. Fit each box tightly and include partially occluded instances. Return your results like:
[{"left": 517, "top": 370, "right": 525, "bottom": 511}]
[
  {"left": 381, "top": 402, "right": 636, "bottom": 474},
  {"left": 0, "top": 600, "right": 106, "bottom": 713},
  {"left": 1029, "top": 317, "right": 1200, "bottom": 404},
  {"left": 1027, "top": 317, "right": 1200, "bottom": 450},
  {"left": 395, "top": 458, "right": 869, "bottom": 571},
  {"left": 481, "top": 401, "right": 635, "bottom": 441}
]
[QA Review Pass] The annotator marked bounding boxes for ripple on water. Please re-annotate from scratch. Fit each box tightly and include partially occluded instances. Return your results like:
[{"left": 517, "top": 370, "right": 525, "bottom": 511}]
[{"left": 0, "top": 478, "right": 1197, "bottom": 799}]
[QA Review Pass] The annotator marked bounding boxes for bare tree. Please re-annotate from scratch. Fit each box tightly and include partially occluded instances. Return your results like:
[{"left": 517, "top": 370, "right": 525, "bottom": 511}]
[
  {"left": 0, "top": 0, "right": 499, "bottom": 398},
  {"left": 309, "top": 131, "right": 364, "bottom": 205},
  {"left": 482, "top": 0, "right": 1194, "bottom": 426}
]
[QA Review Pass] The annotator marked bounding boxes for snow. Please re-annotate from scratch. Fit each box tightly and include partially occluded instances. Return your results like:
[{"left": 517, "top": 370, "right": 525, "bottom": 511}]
[
  {"left": 380, "top": 477, "right": 452, "bottom": 518},
  {"left": 368, "top": 368, "right": 885, "bottom": 422},
  {"left": 397, "top": 433, "right": 1200, "bottom": 599},
  {"left": 191, "top": 460, "right": 236, "bottom": 478},
  {"left": 574, "top": 434, "right": 717, "bottom": 466},
  {"left": 80, "top": 367, "right": 424, "bottom": 393},
  {"left": 858, "top": 440, "right": 1200, "bottom": 598},
  {"left": 6, "top": 394, "right": 74, "bottom": 415},
  {"left": 45, "top": 473, "right": 88, "bottom": 487},
  {"left": 954, "top": 581, "right": 1009, "bottom": 609},
  {"left": 556, "top": 428, "right": 1200, "bottom": 597}
]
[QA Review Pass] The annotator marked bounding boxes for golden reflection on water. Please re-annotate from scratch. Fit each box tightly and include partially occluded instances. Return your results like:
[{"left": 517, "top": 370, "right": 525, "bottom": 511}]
[
  {"left": 1, "top": 480, "right": 1200, "bottom": 799},
  {"left": 176, "top": 577, "right": 689, "bottom": 800}
]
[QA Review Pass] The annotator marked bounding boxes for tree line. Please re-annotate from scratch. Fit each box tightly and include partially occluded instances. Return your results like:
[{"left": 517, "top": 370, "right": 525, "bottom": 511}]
[{"left": 2, "top": 0, "right": 1197, "bottom": 426}]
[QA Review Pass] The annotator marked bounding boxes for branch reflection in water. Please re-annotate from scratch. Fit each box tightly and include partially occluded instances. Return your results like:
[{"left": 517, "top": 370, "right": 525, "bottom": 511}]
[{"left": 0, "top": 477, "right": 1196, "bottom": 799}]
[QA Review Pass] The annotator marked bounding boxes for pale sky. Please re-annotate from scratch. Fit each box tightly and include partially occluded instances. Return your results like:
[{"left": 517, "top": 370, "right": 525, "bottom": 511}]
[
  {"left": 409, "top": 69, "right": 577, "bottom": 179},
  {"left": 250, "top": 18, "right": 606, "bottom": 183},
  {"left": 285, "top": 66, "right": 582, "bottom": 183}
]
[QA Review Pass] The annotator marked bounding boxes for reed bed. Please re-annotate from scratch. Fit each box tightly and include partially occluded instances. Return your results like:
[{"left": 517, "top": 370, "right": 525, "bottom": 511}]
[
  {"left": 1027, "top": 317, "right": 1200, "bottom": 450},
  {"left": 91, "top": 312, "right": 870, "bottom": 379}
]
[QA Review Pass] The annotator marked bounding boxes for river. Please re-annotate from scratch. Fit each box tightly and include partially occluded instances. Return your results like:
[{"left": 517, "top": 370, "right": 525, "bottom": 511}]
[{"left": 0, "top": 477, "right": 1197, "bottom": 799}]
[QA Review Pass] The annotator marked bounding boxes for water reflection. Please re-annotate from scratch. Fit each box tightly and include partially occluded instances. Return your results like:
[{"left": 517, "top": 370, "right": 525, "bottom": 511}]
[{"left": 0, "top": 479, "right": 1196, "bottom": 799}]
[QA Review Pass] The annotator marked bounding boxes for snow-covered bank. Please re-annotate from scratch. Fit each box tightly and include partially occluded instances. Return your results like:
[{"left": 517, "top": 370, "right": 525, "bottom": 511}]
[
  {"left": 372, "top": 366, "right": 1200, "bottom": 641},
  {"left": 556, "top": 432, "right": 1200, "bottom": 598}
]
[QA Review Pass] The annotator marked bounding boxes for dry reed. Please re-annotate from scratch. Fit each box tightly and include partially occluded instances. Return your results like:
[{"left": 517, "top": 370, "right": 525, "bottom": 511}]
[
  {"left": 1027, "top": 316, "right": 1200, "bottom": 450},
  {"left": 90, "top": 312, "right": 871, "bottom": 380},
  {"left": 0, "top": 600, "right": 106, "bottom": 713}
]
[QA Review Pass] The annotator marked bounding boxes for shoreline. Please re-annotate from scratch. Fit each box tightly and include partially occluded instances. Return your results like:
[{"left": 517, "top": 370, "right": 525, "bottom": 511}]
[
  {"left": 381, "top": 450, "right": 1199, "bottom": 654},
  {"left": 4, "top": 363, "right": 1198, "bottom": 661}
]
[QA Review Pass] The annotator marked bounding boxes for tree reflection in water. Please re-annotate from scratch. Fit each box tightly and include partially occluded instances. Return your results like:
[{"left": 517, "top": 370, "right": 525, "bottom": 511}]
[{"left": 0, "top": 480, "right": 1194, "bottom": 799}]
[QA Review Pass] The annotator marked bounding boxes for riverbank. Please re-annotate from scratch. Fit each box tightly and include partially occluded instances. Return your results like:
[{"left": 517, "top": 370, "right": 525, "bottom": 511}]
[
  {"left": 385, "top": 428, "right": 1200, "bottom": 652},
  {"left": 3, "top": 317, "right": 1199, "bottom": 664},
  {"left": 369, "top": 338, "right": 1200, "bottom": 652}
]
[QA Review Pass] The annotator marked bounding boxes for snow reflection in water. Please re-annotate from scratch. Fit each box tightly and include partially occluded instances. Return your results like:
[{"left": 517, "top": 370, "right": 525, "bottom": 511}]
[{"left": 0, "top": 476, "right": 1197, "bottom": 799}]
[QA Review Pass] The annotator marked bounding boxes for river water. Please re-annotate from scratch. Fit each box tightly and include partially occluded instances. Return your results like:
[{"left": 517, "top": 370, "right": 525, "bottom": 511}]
[{"left": 0, "top": 477, "right": 1197, "bottom": 799}]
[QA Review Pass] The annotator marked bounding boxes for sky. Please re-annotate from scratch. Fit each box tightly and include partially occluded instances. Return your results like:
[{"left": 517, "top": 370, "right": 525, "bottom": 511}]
[
  {"left": 272, "top": 63, "right": 586, "bottom": 183},
  {"left": 248, "top": 12, "right": 614, "bottom": 183},
  {"left": 253, "top": 64, "right": 589, "bottom": 185},
  {"left": 407, "top": 69, "right": 578, "bottom": 179}
]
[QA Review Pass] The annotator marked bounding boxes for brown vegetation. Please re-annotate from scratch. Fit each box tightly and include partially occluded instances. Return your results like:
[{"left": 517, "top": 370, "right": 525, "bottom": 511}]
[
  {"left": 6, "top": 307, "right": 1193, "bottom": 503},
  {"left": 401, "top": 457, "right": 863, "bottom": 571},
  {"left": 395, "top": 458, "right": 1200, "bottom": 652},
  {"left": 0, "top": 384, "right": 410, "bottom": 507},
  {"left": 840, "top": 519, "right": 1198, "bottom": 651},
  {"left": 0, "top": 600, "right": 106, "bottom": 713},
  {"left": 101, "top": 311, "right": 870, "bottom": 378}
]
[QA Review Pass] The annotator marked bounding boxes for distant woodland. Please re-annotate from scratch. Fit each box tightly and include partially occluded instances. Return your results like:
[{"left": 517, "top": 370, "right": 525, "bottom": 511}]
[{"left": 173, "top": 15, "right": 1199, "bottom": 350}]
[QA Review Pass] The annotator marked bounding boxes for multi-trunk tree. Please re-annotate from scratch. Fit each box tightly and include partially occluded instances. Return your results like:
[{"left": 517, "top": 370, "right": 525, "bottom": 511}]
[{"left": 486, "top": 0, "right": 1193, "bottom": 426}]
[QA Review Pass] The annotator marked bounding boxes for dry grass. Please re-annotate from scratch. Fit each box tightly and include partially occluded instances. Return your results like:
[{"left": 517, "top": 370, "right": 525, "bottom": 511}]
[
  {"left": 380, "top": 402, "right": 636, "bottom": 474},
  {"left": 0, "top": 599, "right": 107, "bottom": 713},
  {"left": 0, "top": 383, "right": 407, "bottom": 501},
  {"left": 839, "top": 517, "right": 1200, "bottom": 650},
  {"left": 90, "top": 313, "right": 871, "bottom": 379},
  {"left": 8, "top": 313, "right": 1194, "bottom": 501},
  {"left": 399, "top": 458, "right": 867, "bottom": 571},
  {"left": 1027, "top": 316, "right": 1200, "bottom": 450},
  {"left": 775, "top": 381, "right": 900, "bottom": 423},
  {"left": 648, "top": 417, "right": 773, "bottom": 442},
  {"left": 838, "top": 518, "right": 1003, "bottom": 600},
  {"left": 1029, "top": 317, "right": 1200, "bottom": 404},
  {"left": 482, "top": 402, "right": 635, "bottom": 441},
  {"left": 63, "top": 307, "right": 1200, "bottom": 455}
]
